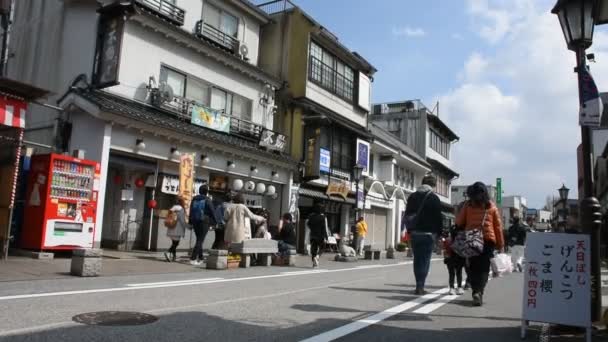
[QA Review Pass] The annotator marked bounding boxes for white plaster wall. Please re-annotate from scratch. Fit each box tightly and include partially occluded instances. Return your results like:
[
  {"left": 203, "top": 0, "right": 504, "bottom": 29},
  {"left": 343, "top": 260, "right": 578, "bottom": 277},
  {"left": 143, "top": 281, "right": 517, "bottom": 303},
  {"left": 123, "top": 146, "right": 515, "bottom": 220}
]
[
  {"left": 67, "top": 112, "right": 112, "bottom": 247},
  {"left": 108, "top": 22, "right": 272, "bottom": 128},
  {"left": 176, "top": 0, "right": 203, "bottom": 34},
  {"left": 305, "top": 82, "right": 367, "bottom": 127}
]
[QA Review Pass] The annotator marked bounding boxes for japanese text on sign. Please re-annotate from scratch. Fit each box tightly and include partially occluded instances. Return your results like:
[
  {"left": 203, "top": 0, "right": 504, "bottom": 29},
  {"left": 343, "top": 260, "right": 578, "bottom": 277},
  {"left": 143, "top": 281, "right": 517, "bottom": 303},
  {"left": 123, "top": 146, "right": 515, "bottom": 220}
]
[{"left": 522, "top": 233, "right": 590, "bottom": 328}]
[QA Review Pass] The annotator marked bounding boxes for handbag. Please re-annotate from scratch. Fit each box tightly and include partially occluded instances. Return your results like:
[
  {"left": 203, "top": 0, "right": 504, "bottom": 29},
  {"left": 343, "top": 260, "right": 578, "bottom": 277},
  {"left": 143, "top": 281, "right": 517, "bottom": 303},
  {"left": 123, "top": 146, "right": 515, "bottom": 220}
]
[
  {"left": 451, "top": 206, "right": 487, "bottom": 258},
  {"left": 402, "top": 191, "right": 432, "bottom": 232},
  {"left": 164, "top": 210, "right": 178, "bottom": 229}
]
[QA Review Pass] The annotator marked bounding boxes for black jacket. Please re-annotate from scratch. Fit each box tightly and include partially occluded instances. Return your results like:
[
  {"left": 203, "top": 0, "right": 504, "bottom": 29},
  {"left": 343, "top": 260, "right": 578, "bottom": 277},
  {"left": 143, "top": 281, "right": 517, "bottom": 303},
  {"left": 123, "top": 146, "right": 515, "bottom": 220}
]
[
  {"left": 279, "top": 222, "right": 297, "bottom": 246},
  {"left": 404, "top": 187, "right": 442, "bottom": 235},
  {"left": 508, "top": 223, "right": 527, "bottom": 246},
  {"left": 307, "top": 213, "right": 328, "bottom": 241}
]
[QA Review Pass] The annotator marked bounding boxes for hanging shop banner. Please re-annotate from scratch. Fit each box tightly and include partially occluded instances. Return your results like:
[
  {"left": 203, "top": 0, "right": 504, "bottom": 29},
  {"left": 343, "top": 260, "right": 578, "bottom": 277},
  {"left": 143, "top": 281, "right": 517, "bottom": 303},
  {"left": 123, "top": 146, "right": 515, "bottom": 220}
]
[
  {"left": 326, "top": 180, "right": 349, "bottom": 200},
  {"left": 356, "top": 139, "right": 370, "bottom": 177},
  {"left": 320, "top": 148, "right": 331, "bottom": 173},
  {"left": 93, "top": 14, "right": 124, "bottom": 88},
  {"left": 259, "top": 129, "right": 287, "bottom": 153},
  {"left": 521, "top": 233, "right": 590, "bottom": 328},
  {"left": 304, "top": 128, "right": 321, "bottom": 180},
  {"left": 191, "top": 104, "right": 231, "bottom": 133},
  {"left": 179, "top": 154, "right": 194, "bottom": 220},
  {"left": 0, "top": 97, "right": 27, "bottom": 129},
  {"left": 579, "top": 68, "right": 603, "bottom": 127}
]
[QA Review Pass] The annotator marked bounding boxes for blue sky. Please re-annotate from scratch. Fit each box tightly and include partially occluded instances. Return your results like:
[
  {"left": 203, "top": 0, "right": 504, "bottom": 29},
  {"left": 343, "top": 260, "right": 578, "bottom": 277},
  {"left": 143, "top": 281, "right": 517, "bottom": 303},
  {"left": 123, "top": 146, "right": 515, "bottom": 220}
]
[{"left": 284, "top": 0, "right": 608, "bottom": 209}]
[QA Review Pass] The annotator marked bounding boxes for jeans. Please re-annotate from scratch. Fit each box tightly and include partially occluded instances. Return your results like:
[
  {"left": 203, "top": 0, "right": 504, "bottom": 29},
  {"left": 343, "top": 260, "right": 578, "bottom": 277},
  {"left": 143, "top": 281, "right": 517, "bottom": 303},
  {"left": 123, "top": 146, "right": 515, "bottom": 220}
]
[
  {"left": 278, "top": 241, "right": 294, "bottom": 255},
  {"left": 356, "top": 236, "right": 365, "bottom": 255},
  {"left": 191, "top": 222, "right": 209, "bottom": 261},
  {"left": 469, "top": 241, "right": 495, "bottom": 295},
  {"left": 411, "top": 233, "right": 435, "bottom": 289}
]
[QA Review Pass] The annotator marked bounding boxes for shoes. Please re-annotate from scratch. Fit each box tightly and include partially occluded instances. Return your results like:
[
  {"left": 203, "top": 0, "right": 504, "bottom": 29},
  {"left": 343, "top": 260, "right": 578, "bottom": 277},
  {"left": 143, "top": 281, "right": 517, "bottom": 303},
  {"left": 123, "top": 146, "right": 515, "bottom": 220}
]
[
  {"left": 456, "top": 287, "right": 465, "bottom": 295},
  {"left": 164, "top": 252, "right": 171, "bottom": 262},
  {"left": 472, "top": 293, "right": 483, "bottom": 306},
  {"left": 172, "top": 253, "right": 177, "bottom": 262},
  {"left": 415, "top": 288, "right": 427, "bottom": 295},
  {"left": 312, "top": 256, "right": 319, "bottom": 268},
  {"left": 190, "top": 260, "right": 201, "bottom": 266},
  {"left": 464, "top": 282, "right": 470, "bottom": 290},
  {"left": 517, "top": 264, "right": 523, "bottom": 272},
  {"left": 448, "top": 288, "right": 456, "bottom": 295}
]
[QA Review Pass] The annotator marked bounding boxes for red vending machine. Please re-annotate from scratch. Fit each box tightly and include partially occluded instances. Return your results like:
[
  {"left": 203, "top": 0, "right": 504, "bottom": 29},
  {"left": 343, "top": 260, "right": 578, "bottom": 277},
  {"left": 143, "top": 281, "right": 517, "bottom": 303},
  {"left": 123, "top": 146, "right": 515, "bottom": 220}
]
[{"left": 21, "top": 153, "right": 100, "bottom": 250}]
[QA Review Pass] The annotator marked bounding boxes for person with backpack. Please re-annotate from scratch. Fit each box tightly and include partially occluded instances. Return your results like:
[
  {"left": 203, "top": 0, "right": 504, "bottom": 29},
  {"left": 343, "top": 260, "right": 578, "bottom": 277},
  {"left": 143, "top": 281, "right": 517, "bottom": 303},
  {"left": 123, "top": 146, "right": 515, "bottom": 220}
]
[
  {"left": 455, "top": 182, "right": 504, "bottom": 306},
  {"left": 404, "top": 174, "right": 442, "bottom": 295},
  {"left": 188, "top": 184, "right": 219, "bottom": 266},
  {"left": 307, "top": 203, "right": 329, "bottom": 268},
  {"left": 164, "top": 196, "right": 187, "bottom": 262},
  {"left": 211, "top": 193, "right": 228, "bottom": 250}
]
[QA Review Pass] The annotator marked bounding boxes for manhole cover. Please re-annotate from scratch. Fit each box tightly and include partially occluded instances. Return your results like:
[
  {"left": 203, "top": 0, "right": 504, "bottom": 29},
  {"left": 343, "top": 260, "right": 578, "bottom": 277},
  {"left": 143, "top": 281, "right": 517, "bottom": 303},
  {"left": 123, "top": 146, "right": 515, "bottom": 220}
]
[{"left": 72, "top": 311, "right": 158, "bottom": 326}]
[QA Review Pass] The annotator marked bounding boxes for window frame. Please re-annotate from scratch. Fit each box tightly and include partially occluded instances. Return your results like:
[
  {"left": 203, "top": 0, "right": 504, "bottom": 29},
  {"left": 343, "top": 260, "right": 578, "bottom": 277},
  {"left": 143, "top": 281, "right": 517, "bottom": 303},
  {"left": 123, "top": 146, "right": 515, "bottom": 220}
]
[
  {"left": 308, "top": 41, "right": 355, "bottom": 103},
  {"left": 159, "top": 65, "right": 252, "bottom": 120},
  {"left": 203, "top": 2, "right": 239, "bottom": 38}
]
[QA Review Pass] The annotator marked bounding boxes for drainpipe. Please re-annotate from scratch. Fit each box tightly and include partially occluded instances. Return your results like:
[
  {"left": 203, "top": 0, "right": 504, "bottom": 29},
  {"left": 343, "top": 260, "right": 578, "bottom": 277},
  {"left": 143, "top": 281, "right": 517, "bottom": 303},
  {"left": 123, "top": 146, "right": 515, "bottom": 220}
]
[{"left": 146, "top": 161, "right": 159, "bottom": 251}]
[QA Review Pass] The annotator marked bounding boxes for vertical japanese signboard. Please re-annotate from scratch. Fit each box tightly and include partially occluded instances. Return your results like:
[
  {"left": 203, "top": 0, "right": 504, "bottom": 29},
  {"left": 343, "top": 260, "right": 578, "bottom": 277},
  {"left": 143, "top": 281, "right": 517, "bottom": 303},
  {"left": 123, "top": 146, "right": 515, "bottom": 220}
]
[
  {"left": 522, "top": 233, "right": 590, "bottom": 333},
  {"left": 495, "top": 177, "right": 502, "bottom": 205},
  {"left": 179, "top": 154, "right": 194, "bottom": 221}
]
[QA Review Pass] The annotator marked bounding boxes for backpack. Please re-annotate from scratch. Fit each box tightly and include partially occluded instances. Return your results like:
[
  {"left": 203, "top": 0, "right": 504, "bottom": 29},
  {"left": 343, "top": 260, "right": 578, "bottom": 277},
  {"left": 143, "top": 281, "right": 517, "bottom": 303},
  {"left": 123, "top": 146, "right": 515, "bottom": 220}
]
[
  {"left": 164, "top": 211, "right": 178, "bottom": 229},
  {"left": 190, "top": 198, "right": 206, "bottom": 223}
]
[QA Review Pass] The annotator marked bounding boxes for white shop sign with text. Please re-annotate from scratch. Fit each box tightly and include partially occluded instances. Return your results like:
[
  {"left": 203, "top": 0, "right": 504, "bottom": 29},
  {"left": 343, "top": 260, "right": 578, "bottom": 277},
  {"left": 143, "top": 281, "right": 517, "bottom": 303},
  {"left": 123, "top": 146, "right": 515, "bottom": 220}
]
[{"left": 521, "top": 232, "right": 590, "bottom": 328}]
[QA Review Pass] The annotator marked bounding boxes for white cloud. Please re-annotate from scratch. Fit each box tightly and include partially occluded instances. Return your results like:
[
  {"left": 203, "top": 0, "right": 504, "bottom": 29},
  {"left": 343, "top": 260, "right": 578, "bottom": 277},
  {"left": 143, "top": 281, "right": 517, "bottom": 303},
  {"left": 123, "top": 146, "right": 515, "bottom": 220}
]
[
  {"left": 392, "top": 26, "right": 426, "bottom": 38},
  {"left": 437, "top": 0, "right": 608, "bottom": 208}
]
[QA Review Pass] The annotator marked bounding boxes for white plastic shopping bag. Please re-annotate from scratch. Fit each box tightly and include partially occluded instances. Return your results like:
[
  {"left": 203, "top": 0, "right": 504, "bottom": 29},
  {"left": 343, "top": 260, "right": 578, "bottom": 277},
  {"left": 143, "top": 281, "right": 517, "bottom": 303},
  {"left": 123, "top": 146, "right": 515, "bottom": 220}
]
[{"left": 491, "top": 253, "right": 512, "bottom": 276}]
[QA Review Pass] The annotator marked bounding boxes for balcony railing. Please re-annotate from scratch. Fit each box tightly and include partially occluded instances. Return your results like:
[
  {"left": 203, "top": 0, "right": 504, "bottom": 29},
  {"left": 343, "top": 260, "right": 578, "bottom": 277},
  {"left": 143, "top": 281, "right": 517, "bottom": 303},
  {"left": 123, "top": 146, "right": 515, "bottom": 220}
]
[
  {"left": 257, "top": 0, "right": 296, "bottom": 15},
  {"left": 161, "top": 95, "right": 274, "bottom": 142},
  {"left": 195, "top": 20, "right": 239, "bottom": 53},
  {"left": 133, "top": 0, "right": 185, "bottom": 26}
]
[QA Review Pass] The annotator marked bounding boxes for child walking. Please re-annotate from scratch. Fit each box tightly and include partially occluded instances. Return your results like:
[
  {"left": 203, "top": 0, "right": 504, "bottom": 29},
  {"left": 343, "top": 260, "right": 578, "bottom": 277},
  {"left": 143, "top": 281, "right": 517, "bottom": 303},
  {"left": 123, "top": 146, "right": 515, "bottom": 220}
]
[{"left": 443, "top": 227, "right": 465, "bottom": 295}]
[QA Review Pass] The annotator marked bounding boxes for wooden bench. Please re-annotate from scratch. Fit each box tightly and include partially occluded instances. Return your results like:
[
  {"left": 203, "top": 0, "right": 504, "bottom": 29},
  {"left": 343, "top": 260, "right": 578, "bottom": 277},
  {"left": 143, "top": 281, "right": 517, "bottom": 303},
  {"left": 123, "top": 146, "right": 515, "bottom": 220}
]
[{"left": 229, "top": 239, "right": 278, "bottom": 268}]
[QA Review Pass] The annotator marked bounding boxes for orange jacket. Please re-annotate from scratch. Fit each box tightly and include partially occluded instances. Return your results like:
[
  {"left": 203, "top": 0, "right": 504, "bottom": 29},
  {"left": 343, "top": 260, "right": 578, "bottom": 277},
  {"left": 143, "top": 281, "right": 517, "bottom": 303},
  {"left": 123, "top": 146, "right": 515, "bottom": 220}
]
[{"left": 455, "top": 201, "right": 504, "bottom": 250}]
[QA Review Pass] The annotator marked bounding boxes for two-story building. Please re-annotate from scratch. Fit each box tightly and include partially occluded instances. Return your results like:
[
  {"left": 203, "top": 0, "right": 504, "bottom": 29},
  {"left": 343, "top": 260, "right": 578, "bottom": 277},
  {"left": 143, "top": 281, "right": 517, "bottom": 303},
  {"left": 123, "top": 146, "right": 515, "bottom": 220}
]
[
  {"left": 257, "top": 0, "right": 376, "bottom": 251},
  {"left": 364, "top": 123, "right": 431, "bottom": 249},
  {"left": 371, "top": 100, "right": 460, "bottom": 230},
  {"left": 8, "top": 0, "right": 297, "bottom": 252}
]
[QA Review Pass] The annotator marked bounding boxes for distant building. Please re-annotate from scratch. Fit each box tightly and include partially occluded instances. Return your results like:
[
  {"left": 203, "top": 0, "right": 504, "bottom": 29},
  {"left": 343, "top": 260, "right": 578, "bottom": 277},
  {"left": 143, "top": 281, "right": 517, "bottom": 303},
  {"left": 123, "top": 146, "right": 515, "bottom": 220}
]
[{"left": 451, "top": 184, "right": 498, "bottom": 208}]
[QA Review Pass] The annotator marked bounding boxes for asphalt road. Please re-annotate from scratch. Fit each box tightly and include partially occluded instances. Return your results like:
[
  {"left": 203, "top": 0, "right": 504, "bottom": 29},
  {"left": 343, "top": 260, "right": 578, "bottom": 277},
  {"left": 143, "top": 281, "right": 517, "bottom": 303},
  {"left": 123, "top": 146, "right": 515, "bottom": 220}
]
[{"left": 0, "top": 258, "right": 531, "bottom": 342}]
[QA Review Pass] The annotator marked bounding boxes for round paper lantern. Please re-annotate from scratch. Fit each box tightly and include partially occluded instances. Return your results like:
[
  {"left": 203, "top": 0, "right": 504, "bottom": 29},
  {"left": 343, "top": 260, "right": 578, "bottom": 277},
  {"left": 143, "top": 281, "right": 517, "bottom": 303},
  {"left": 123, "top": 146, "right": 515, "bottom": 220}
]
[
  {"left": 135, "top": 178, "right": 145, "bottom": 188},
  {"left": 245, "top": 181, "right": 255, "bottom": 192},
  {"left": 113, "top": 175, "right": 122, "bottom": 185},
  {"left": 232, "top": 179, "right": 244, "bottom": 191},
  {"left": 256, "top": 183, "right": 266, "bottom": 194},
  {"left": 147, "top": 199, "right": 157, "bottom": 209},
  {"left": 266, "top": 185, "right": 276, "bottom": 196}
]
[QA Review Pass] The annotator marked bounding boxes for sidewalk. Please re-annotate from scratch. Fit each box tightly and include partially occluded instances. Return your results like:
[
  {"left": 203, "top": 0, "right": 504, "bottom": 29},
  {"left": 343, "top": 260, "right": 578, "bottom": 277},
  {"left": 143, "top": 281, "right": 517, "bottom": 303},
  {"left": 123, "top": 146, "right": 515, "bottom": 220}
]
[{"left": 0, "top": 249, "right": 411, "bottom": 283}]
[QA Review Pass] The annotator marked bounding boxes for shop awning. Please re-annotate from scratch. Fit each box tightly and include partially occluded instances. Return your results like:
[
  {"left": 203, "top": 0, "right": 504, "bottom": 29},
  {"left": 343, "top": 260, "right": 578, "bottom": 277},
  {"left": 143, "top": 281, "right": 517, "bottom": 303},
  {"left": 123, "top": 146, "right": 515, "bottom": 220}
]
[
  {"left": 298, "top": 187, "right": 356, "bottom": 204},
  {"left": 0, "top": 97, "right": 27, "bottom": 129}
]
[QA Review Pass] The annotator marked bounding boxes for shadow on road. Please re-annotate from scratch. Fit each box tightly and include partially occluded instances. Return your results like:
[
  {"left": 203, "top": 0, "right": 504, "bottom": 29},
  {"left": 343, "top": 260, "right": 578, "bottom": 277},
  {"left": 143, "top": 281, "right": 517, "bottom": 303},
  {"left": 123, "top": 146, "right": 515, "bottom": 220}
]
[{"left": 0, "top": 309, "right": 537, "bottom": 342}]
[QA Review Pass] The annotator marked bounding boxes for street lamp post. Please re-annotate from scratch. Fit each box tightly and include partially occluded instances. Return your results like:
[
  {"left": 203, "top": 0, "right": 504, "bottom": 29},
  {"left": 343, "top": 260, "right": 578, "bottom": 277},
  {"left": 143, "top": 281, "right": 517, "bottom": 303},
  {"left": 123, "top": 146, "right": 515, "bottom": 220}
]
[
  {"left": 552, "top": 0, "right": 605, "bottom": 322},
  {"left": 558, "top": 184, "right": 570, "bottom": 230}
]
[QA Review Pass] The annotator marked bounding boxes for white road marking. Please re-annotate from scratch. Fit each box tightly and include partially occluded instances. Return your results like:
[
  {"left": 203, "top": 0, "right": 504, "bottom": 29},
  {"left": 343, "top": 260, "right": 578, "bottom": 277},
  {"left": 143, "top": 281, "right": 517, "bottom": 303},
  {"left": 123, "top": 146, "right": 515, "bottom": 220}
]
[
  {"left": 0, "top": 259, "right": 437, "bottom": 302},
  {"left": 299, "top": 288, "right": 449, "bottom": 342},
  {"left": 126, "top": 277, "right": 224, "bottom": 287},
  {"left": 0, "top": 277, "right": 377, "bottom": 338},
  {"left": 412, "top": 294, "right": 459, "bottom": 314},
  {"left": 281, "top": 270, "right": 329, "bottom": 275},
  {"left": 354, "top": 265, "right": 380, "bottom": 269}
]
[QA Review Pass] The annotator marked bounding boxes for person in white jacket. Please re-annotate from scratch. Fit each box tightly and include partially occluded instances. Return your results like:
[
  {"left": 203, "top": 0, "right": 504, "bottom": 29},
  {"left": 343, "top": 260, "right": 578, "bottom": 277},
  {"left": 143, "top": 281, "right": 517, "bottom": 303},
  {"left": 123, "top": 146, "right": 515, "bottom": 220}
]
[{"left": 164, "top": 196, "right": 187, "bottom": 262}]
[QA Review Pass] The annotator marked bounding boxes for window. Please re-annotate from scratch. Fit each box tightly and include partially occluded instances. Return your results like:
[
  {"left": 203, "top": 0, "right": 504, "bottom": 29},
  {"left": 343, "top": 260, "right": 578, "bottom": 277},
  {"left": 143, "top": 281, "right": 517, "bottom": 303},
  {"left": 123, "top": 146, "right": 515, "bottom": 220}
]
[
  {"left": 331, "top": 134, "right": 353, "bottom": 170},
  {"left": 203, "top": 3, "right": 238, "bottom": 37},
  {"left": 436, "top": 174, "right": 449, "bottom": 197},
  {"left": 430, "top": 129, "right": 450, "bottom": 159},
  {"left": 308, "top": 42, "right": 355, "bottom": 101},
  {"left": 159, "top": 66, "right": 252, "bottom": 120}
]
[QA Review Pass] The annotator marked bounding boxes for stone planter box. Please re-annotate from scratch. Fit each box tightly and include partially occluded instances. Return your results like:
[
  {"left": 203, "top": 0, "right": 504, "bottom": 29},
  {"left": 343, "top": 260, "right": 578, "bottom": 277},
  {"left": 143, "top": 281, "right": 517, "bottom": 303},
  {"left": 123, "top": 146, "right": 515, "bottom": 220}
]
[{"left": 70, "top": 248, "right": 102, "bottom": 277}]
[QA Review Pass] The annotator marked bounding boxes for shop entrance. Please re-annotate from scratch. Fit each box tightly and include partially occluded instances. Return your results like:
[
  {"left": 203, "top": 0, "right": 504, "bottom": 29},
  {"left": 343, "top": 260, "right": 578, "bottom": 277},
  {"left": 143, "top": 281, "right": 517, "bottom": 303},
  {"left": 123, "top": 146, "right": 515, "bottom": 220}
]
[{"left": 101, "top": 153, "right": 157, "bottom": 251}]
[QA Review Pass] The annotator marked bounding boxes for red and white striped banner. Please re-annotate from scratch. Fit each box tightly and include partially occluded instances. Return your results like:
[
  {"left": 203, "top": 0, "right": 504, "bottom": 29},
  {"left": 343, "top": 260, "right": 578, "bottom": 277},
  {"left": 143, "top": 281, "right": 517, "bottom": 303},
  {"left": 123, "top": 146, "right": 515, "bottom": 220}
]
[{"left": 0, "top": 97, "right": 27, "bottom": 128}]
